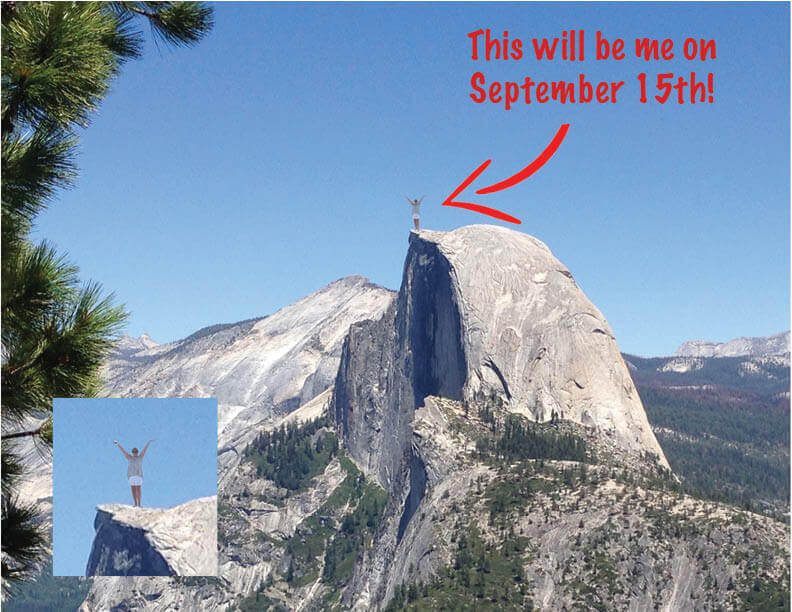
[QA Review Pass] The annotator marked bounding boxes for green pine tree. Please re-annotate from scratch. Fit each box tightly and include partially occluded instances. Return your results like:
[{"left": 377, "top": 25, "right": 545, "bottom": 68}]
[{"left": 1, "top": 1, "right": 212, "bottom": 595}]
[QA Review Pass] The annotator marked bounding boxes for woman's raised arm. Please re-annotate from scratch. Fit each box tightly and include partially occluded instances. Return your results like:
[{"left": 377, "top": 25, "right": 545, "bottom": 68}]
[
  {"left": 114, "top": 440, "right": 131, "bottom": 460},
  {"left": 140, "top": 439, "right": 155, "bottom": 458}
]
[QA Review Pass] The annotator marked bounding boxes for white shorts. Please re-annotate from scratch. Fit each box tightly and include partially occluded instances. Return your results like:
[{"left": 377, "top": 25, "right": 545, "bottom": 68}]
[
  {"left": 412, "top": 214, "right": 420, "bottom": 220},
  {"left": 129, "top": 476, "right": 143, "bottom": 486}
]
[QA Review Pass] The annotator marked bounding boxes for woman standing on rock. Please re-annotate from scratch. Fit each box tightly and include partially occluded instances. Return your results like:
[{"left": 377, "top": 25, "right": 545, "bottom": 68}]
[
  {"left": 406, "top": 196, "right": 424, "bottom": 229},
  {"left": 114, "top": 440, "right": 154, "bottom": 507}
]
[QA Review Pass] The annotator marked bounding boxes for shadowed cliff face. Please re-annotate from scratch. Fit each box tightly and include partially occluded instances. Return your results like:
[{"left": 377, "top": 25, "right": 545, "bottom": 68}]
[
  {"left": 395, "top": 452, "right": 427, "bottom": 545},
  {"left": 403, "top": 237, "right": 467, "bottom": 402},
  {"left": 85, "top": 497, "right": 218, "bottom": 577},
  {"left": 331, "top": 236, "right": 470, "bottom": 493},
  {"left": 330, "top": 235, "right": 474, "bottom": 574},
  {"left": 86, "top": 510, "right": 172, "bottom": 576},
  {"left": 331, "top": 301, "right": 408, "bottom": 491}
]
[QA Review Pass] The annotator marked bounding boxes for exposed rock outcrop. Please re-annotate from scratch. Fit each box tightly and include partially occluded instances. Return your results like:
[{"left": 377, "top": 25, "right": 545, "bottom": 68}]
[
  {"left": 77, "top": 276, "right": 393, "bottom": 607},
  {"left": 115, "top": 332, "right": 160, "bottom": 355},
  {"left": 85, "top": 497, "right": 217, "bottom": 576},
  {"left": 101, "top": 275, "right": 394, "bottom": 480},
  {"left": 78, "top": 575, "right": 228, "bottom": 612},
  {"left": 333, "top": 226, "right": 669, "bottom": 492}
]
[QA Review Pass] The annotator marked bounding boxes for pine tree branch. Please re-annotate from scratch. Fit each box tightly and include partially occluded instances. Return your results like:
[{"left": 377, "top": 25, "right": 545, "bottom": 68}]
[
  {"left": 111, "top": 2, "right": 213, "bottom": 47},
  {"left": 120, "top": 3, "right": 158, "bottom": 20},
  {"left": 3, "top": 351, "right": 43, "bottom": 377},
  {"left": 1, "top": 426, "right": 42, "bottom": 441}
]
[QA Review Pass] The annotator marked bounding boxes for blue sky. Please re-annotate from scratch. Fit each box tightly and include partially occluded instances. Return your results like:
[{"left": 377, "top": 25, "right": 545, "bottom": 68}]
[
  {"left": 52, "top": 398, "right": 217, "bottom": 576},
  {"left": 31, "top": 2, "right": 789, "bottom": 356}
]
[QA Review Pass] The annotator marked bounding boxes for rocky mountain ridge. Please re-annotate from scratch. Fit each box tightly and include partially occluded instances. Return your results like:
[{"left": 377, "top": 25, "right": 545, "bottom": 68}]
[
  {"left": 326, "top": 226, "right": 672, "bottom": 606},
  {"left": 675, "top": 331, "right": 790, "bottom": 358},
  {"left": 101, "top": 275, "right": 394, "bottom": 480}
]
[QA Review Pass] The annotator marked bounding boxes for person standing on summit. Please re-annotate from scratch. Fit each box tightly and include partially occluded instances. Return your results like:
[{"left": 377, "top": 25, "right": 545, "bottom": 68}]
[
  {"left": 114, "top": 439, "right": 154, "bottom": 507},
  {"left": 406, "top": 196, "right": 424, "bottom": 229}
]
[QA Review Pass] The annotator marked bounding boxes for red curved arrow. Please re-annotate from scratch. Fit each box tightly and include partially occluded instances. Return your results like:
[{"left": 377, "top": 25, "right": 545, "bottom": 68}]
[
  {"left": 441, "top": 159, "right": 523, "bottom": 224},
  {"left": 475, "top": 124, "right": 570, "bottom": 195}
]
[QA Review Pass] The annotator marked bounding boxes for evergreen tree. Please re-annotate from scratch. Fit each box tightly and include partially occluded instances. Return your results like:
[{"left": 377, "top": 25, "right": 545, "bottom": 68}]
[{"left": 1, "top": 1, "right": 212, "bottom": 594}]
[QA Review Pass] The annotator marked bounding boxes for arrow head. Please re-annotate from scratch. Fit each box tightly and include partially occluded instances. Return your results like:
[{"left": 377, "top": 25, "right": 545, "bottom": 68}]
[{"left": 441, "top": 159, "right": 522, "bottom": 224}]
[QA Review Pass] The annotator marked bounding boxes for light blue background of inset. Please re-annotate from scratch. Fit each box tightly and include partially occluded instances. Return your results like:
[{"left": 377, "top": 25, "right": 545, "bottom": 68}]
[{"left": 52, "top": 397, "right": 218, "bottom": 576}]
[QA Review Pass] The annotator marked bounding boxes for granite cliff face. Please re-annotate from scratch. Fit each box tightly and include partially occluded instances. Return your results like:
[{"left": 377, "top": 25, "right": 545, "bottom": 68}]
[
  {"left": 77, "top": 276, "right": 394, "bottom": 609},
  {"left": 334, "top": 226, "right": 668, "bottom": 494},
  {"left": 102, "top": 275, "right": 394, "bottom": 479},
  {"left": 420, "top": 227, "right": 667, "bottom": 464},
  {"left": 85, "top": 497, "right": 217, "bottom": 576}
]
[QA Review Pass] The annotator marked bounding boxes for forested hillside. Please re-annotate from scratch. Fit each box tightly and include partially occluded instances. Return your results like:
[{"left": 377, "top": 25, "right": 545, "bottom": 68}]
[
  {"left": 3, "top": 563, "right": 89, "bottom": 612},
  {"left": 625, "top": 353, "right": 790, "bottom": 519}
]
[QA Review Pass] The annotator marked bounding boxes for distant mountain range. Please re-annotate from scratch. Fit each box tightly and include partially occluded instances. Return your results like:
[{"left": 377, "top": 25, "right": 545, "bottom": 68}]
[
  {"left": 675, "top": 331, "right": 790, "bottom": 358},
  {"left": 125, "top": 330, "right": 792, "bottom": 365}
]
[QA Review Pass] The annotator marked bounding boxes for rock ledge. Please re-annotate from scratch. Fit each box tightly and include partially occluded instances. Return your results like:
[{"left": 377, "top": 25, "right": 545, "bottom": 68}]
[{"left": 85, "top": 496, "right": 217, "bottom": 576}]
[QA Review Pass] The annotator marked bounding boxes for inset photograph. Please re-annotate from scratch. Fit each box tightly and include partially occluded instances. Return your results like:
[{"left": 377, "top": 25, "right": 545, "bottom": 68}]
[{"left": 52, "top": 398, "right": 218, "bottom": 577}]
